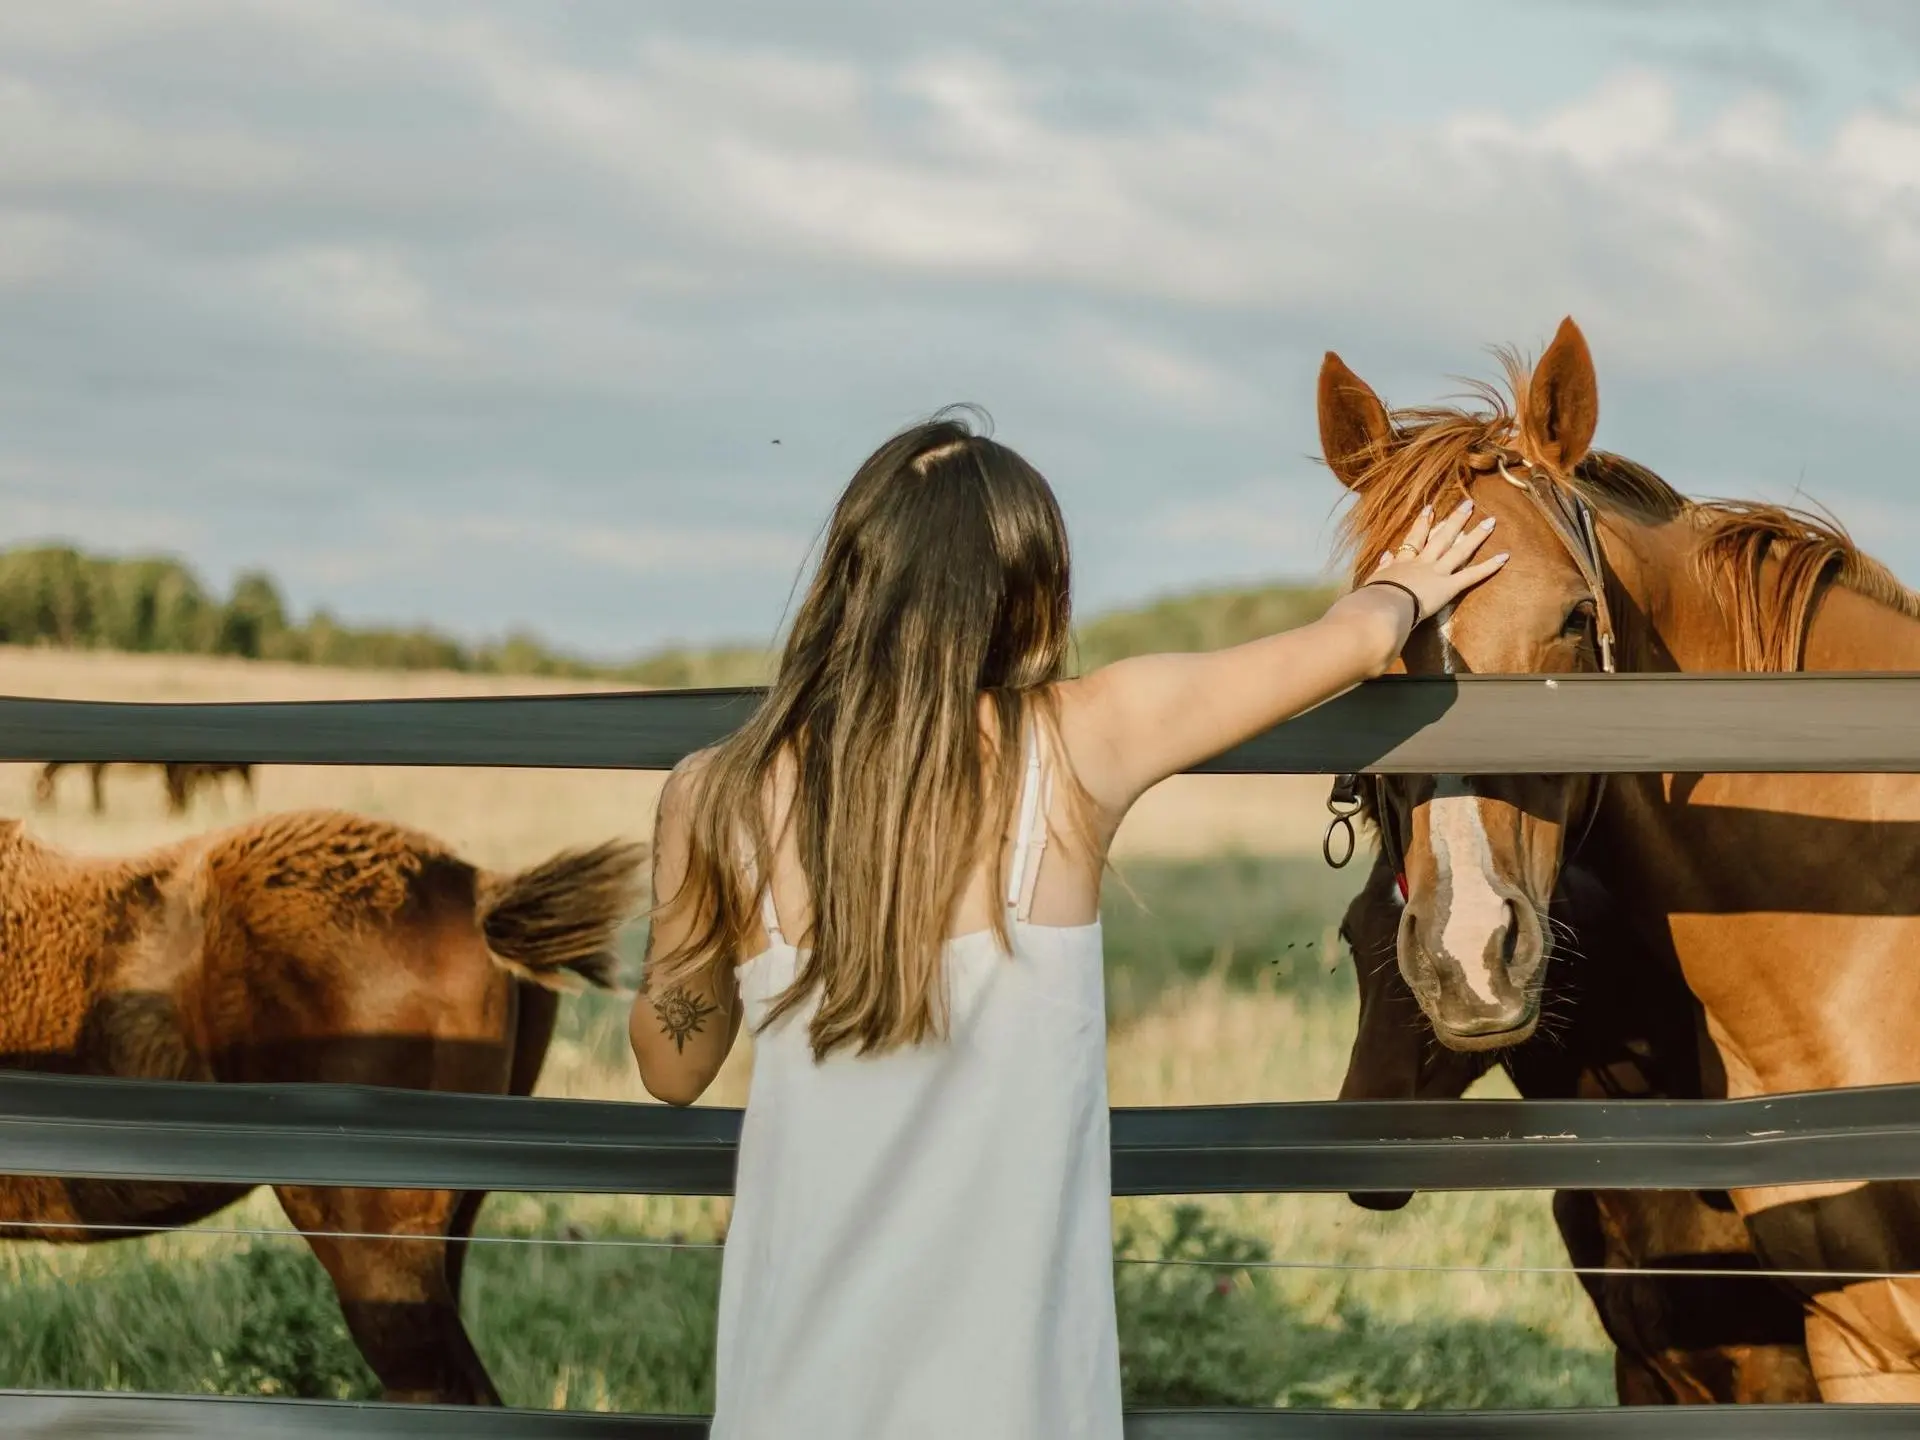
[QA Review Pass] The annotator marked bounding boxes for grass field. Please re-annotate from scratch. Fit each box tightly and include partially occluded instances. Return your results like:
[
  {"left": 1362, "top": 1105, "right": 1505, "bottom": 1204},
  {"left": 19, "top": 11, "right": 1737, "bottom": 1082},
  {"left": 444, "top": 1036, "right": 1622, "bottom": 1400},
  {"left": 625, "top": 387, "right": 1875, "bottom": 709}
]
[{"left": 0, "top": 644, "right": 1614, "bottom": 1413}]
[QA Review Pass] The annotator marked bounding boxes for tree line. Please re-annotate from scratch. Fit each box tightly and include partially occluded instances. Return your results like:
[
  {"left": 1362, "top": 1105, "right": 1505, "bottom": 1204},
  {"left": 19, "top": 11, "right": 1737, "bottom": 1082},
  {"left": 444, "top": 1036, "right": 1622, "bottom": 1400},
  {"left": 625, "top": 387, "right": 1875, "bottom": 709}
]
[{"left": 0, "top": 543, "right": 1334, "bottom": 685}]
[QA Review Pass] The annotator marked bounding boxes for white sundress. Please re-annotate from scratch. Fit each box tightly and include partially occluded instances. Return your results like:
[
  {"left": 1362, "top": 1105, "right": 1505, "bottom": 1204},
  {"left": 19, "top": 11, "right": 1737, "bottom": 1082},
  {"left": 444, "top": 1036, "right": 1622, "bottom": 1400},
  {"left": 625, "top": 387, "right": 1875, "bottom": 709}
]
[{"left": 708, "top": 729, "right": 1124, "bottom": 1439}]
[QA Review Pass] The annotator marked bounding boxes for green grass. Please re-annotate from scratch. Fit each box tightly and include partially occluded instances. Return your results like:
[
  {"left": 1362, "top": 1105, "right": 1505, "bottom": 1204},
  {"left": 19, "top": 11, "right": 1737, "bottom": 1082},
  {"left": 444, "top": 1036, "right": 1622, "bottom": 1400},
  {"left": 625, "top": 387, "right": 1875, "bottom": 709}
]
[
  {"left": 0, "top": 1202, "right": 1607, "bottom": 1413},
  {"left": 0, "top": 856, "right": 1615, "bottom": 1414}
]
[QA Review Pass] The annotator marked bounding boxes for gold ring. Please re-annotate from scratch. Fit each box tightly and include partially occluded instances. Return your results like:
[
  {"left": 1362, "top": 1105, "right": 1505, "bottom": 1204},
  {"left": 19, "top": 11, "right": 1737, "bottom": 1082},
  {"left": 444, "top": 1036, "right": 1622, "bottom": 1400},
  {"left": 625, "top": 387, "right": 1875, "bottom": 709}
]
[{"left": 1396, "top": 544, "right": 1417, "bottom": 558}]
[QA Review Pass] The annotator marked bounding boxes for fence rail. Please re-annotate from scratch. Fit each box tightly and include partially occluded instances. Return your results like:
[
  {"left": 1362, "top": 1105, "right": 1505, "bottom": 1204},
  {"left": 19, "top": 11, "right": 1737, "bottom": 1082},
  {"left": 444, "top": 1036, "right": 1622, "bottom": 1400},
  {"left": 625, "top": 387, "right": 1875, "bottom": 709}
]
[
  {"left": 5, "top": 1071, "right": 1920, "bottom": 1196},
  {"left": 2, "top": 1391, "right": 1916, "bottom": 1438},
  {"left": 5, "top": 671, "right": 1920, "bottom": 772},
  {"left": 5, "top": 675, "right": 1920, "bottom": 1434}
]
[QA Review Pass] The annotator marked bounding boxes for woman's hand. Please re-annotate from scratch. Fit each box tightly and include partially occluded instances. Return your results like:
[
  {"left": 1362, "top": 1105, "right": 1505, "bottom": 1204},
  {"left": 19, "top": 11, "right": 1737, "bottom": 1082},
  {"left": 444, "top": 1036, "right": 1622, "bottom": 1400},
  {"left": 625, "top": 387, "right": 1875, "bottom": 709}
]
[{"left": 1361, "top": 498, "right": 1508, "bottom": 627}]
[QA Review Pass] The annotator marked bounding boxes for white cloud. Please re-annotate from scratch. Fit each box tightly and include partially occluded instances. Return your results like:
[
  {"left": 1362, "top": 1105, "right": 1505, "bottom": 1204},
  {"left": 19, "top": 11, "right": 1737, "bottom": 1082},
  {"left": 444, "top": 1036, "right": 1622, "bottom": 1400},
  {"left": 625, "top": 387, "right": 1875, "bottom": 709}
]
[
  {"left": 0, "top": 76, "right": 291, "bottom": 193},
  {"left": 0, "top": 210, "right": 96, "bottom": 286},
  {"left": 250, "top": 246, "right": 460, "bottom": 361},
  {"left": 1832, "top": 92, "right": 1920, "bottom": 195}
]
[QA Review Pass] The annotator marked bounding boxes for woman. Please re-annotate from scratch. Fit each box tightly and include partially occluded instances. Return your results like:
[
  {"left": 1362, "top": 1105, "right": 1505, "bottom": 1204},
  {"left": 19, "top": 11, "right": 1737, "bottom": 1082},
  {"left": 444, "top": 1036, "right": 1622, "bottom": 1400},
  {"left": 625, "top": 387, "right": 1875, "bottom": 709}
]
[{"left": 630, "top": 412, "right": 1503, "bottom": 1438}]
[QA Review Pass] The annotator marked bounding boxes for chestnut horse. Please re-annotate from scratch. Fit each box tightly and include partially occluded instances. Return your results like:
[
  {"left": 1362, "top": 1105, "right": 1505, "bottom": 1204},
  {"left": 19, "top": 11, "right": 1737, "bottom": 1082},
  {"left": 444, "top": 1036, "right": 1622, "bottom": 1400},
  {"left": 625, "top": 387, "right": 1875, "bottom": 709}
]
[
  {"left": 1316, "top": 316, "right": 1920, "bottom": 1402},
  {"left": 1337, "top": 847, "right": 1815, "bottom": 1405},
  {"left": 0, "top": 809, "right": 646, "bottom": 1404},
  {"left": 34, "top": 760, "right": 255, "bottom": 816}
]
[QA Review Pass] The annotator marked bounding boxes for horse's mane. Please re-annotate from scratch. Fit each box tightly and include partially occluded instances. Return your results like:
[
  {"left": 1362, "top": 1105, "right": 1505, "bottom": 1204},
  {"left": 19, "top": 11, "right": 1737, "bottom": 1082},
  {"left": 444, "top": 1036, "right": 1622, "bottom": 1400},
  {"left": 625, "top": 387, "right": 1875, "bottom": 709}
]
[{"left": 1333, "top": 350, "right": 1920, "bottom": 674}]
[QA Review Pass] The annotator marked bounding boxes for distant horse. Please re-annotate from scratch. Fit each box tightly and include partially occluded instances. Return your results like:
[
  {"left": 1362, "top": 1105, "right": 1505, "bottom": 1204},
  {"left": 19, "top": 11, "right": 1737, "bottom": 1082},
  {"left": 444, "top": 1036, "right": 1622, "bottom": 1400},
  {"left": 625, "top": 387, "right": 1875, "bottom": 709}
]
[
  {"left": 0, "top": 810, "right": 646, "bottom": 1405},
  {"left": 1317, "top": 316, "right": 1920, "bottom": 1401},
  {"left": 1336, "top": 847, "right": 1815, "bottom": 1405},
  {"left": 33, "top": 760, "right": 255, "bottom": 816}
]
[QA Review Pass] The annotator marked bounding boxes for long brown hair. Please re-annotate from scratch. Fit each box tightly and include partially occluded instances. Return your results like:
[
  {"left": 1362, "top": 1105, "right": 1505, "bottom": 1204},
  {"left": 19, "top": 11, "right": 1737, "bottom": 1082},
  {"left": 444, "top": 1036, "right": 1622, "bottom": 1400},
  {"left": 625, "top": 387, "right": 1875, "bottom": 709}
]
[{"left": 648, "top": 410, "right": 1077, "bottom": 1060}]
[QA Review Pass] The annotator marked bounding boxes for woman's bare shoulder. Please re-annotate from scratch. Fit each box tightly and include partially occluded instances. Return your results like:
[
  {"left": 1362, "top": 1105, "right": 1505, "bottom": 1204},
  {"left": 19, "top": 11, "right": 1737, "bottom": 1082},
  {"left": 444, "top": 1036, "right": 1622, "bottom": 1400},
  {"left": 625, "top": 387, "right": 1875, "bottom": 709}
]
[{"left": 1044, "top": 675, "right": 1131, "bottom": 810}]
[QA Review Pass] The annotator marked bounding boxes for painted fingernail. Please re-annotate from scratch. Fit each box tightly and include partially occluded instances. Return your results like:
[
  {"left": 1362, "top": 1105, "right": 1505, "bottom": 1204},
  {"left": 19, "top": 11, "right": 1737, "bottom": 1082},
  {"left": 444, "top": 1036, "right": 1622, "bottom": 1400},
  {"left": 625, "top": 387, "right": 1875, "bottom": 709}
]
[
  {"left": 1481, "top": 517, "right": 1496, "bottom": 529},
  {"left": 1495, "top": 552, "right": 1510, "bottom": 562},
  {"left": 1420, "top": 505, "right": 1434, "bottom": 519}
]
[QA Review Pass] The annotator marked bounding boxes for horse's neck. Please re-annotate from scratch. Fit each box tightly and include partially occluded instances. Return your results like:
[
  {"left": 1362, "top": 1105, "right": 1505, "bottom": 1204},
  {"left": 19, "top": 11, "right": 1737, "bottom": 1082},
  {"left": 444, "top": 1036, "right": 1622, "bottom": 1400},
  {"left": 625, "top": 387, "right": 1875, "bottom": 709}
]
[
  {"left": 1801, "top": 582, "right": 1920, "bottom": 669},
  {"left": 1608, "top": 513, "right": 1920, "bottom": 671}
]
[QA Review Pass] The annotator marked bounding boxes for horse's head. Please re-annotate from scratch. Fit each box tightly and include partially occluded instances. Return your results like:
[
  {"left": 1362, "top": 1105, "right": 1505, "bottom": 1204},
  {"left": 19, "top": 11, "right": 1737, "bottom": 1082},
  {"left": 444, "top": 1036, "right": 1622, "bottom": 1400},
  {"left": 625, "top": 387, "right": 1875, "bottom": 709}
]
[
  {"left": 1336, "top": 850, "right": 1494, "bottom": 1210},
  {"left": 1318, "top": 317, "right": 1612, "bottom": 1052}
]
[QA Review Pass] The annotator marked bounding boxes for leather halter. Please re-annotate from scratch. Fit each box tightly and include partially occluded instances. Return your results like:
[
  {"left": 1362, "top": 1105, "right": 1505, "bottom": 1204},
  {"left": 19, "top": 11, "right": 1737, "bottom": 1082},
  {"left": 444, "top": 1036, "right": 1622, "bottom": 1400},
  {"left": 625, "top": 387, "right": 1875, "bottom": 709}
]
[{"left": 1322, "top": 447, "right": 1616, "bottom": 892}]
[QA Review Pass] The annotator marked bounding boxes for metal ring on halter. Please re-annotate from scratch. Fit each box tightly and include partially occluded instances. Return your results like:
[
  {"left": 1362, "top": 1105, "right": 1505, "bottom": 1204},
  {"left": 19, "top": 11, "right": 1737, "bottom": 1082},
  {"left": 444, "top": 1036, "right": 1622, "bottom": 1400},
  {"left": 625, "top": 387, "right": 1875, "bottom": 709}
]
[
  {"left": 1322, "top": 811, "right": 1357, "bottom": 869},
  {"left": 1322, "top": 776, "right": 1363, "bottom": 869},
  {"left": 1495, "top": 457, "right": 1533, "bottom": 490}
]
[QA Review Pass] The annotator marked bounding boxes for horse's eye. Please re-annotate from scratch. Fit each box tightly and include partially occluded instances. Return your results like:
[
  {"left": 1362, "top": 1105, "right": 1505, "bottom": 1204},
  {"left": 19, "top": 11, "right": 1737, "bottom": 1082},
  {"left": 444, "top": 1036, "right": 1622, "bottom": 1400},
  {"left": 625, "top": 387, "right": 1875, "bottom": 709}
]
[{"left": 1561, "top": 600, "right": 1596, "bottom": 639}]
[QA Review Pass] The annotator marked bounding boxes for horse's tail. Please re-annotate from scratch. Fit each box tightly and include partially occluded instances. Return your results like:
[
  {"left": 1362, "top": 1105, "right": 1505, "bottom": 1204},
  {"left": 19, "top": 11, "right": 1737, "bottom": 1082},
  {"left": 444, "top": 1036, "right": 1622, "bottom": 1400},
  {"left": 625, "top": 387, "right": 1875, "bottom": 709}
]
[{"left": 477, "top": 839, "right": 648, "bottom": 997}]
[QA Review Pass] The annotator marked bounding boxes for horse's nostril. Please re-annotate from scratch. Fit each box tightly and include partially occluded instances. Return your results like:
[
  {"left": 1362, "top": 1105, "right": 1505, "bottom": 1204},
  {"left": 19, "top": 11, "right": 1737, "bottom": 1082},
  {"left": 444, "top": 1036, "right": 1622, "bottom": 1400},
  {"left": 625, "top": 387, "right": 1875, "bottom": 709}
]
[{"left": 1498, "top": 900, "right": 1519, "bottom": 966}]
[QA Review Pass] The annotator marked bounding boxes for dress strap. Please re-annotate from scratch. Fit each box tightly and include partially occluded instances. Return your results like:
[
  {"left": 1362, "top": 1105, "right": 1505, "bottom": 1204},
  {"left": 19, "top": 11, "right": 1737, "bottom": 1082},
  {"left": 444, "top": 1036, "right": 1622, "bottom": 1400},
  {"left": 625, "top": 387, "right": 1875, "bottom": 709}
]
[
  {"left": 737, "top": 836, "right": 785, "bottom": 945},
  {"left": 1005, "top": 722, "right": 1053, "bottom": 924},
  {"left": 759, "top": 883, "right": 785, "bottom": 945}
]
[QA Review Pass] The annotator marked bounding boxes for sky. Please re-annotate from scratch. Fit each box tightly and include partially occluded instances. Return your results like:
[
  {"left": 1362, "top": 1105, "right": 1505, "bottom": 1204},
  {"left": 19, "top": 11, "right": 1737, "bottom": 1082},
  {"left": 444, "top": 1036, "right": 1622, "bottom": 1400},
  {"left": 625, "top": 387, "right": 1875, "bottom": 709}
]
[{"left": 4, "top": 0, "right": 1920, "bottom": 659}]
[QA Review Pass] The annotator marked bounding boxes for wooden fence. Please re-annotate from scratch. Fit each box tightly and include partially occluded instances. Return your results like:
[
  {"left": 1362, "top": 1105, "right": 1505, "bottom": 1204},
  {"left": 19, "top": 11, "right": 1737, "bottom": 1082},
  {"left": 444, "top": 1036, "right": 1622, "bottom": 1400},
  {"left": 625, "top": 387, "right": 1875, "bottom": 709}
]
[{"left": 4, "top": 674, "right": 1920, "bottom": 1437}]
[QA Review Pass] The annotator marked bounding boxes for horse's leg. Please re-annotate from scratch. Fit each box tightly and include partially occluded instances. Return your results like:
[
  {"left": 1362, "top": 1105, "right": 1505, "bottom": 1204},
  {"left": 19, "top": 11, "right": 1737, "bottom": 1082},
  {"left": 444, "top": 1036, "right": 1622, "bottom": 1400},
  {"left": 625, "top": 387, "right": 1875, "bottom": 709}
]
[
  {"left": 441, "top": 981, "right": 556, "bottom": 1307},
  {"left": 275, "top": 1183, "right": 501, "bottom": 1406},
  {"left": 90, "top": 763, "right": 107, "bottom": 814},
  {"left": 164, "top": 766, "right": 190, "bottom": 816},
  {"left": 33, "top": 762, "right": 60, "bottom": 809},
  {"left": 441, "top": 1188, "right": 488, "bottom": 1310},
  {"left": 1613, "top": 1352, "right": 1679, "bottom": 1405}
]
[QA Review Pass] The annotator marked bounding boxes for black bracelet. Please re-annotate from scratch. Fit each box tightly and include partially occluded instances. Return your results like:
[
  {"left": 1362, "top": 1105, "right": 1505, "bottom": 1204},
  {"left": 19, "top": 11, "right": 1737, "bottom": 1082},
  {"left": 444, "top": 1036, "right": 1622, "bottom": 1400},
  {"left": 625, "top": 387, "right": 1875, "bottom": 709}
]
[{"left": 1362, "top": 578, "right": 1423, "bottom": 627}]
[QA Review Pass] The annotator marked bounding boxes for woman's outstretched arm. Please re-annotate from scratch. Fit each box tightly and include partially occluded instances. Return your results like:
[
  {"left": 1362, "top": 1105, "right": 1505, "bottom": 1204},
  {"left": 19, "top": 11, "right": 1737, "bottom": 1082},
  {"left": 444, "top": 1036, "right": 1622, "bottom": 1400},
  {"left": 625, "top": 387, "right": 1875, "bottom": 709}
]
[{"left": 1061, "top": 499, "right": 1506, "bottom": 816}]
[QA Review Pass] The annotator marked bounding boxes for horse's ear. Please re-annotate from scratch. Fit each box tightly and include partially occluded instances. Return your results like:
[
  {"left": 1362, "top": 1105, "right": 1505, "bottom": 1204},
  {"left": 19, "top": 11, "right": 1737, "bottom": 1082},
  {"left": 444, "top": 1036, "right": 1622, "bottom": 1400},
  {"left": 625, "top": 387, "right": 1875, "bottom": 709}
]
[
  {"left": 1318, "top": 351, "right": 1393, "bottom": 491},
  {"left": 1522, "top": 317, "right": 1598, "bottom": 471}
]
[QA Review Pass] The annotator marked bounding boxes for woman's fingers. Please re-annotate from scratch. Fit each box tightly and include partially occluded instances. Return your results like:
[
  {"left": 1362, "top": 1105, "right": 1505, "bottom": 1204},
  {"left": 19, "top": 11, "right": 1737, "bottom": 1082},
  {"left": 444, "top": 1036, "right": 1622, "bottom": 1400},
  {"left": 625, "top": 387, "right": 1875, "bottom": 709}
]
[
  {"left": 1439, "top": 516, "right": 1496, "bottom": 570},
  {"left": 1419, "top": 499, "right": 1474, "bottom": 561},
  {"left": 1393, "top": 506, "right": 1435, "bottom": 559},
  {"left": 1440, "top": 552, "right": 1510, "bottom": 597}
]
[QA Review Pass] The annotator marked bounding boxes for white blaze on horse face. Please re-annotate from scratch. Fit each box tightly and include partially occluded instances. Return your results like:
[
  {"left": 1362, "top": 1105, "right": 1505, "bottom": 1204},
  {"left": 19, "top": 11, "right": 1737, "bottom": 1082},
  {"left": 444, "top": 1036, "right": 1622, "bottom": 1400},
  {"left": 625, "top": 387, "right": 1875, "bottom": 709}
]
[
  {"left": 1429, "top": 777, "right": 1507, "bottom": 1004},
  {"left": 1435, "top": 602, "right": 1459, "bottom": 675}
]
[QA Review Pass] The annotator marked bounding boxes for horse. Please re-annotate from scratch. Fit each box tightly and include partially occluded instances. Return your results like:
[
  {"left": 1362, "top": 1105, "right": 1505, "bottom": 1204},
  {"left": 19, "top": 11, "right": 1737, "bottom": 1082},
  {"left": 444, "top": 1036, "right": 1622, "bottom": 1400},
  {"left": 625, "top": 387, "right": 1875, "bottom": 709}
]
[
  {"left": 1336, "top": 846, "right": 1816, "bottom": 1405},
  {"left": 0, "top": 809, "right": 646, "bottom": 1404},
  {"left": 33, "top": 760, "right": 255, "bottom": 816},
  {"left": 1315, "top": 315, "right": 1920, "bottom": 1401}
]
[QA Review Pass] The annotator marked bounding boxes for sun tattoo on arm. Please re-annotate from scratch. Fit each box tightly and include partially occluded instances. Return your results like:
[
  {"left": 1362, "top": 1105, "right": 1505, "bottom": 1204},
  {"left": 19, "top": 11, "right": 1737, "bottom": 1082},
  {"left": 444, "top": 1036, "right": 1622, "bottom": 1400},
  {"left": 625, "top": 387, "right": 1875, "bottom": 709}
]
[{"left": 651, "top": 984, "right": 719, "bottom": 1054}]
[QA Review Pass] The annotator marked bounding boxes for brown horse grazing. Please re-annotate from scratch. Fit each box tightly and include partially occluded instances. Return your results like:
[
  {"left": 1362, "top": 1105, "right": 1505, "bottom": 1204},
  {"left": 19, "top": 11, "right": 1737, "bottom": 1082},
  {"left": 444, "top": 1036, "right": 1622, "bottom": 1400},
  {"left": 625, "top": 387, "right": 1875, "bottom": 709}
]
[
  {"left": 1337, "top": 847, "right": 1817, "bottom": 1405},
  {"left": 0, "top": 810, "right": 646, "bottom": 1405},
  {"left": 33, "top": 760, "right": 255, "bottom": 816},
  {"left": 1316, "top": 316, "right": 1920, "bottom": 1401}
]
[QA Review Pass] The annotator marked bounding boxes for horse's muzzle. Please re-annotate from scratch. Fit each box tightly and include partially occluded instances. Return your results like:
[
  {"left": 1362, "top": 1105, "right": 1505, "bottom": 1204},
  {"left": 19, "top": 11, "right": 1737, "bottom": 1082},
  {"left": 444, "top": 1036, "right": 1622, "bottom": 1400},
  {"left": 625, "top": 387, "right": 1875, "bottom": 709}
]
[{"left": 1397, "top": 893, "right": 1545, "bottom": 1052}]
